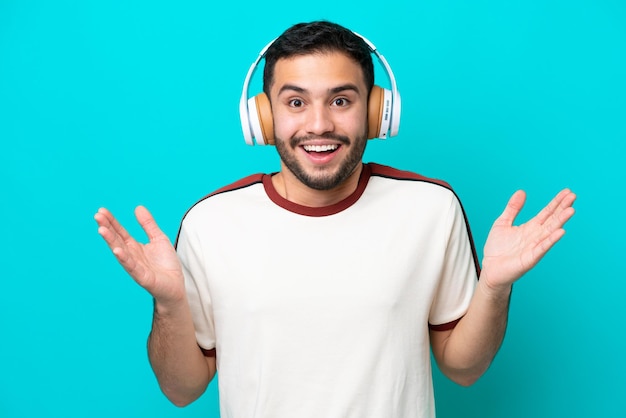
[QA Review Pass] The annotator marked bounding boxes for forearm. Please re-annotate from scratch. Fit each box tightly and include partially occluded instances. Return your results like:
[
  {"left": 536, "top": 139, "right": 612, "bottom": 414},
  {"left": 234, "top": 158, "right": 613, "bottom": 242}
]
[
  {"left": 435, "top": 279, "right": 512, "bottom": 386},
  {"left": 147, "top": 298, "right": 215, "bottom": 406},
  {"left": 434, "top": 187, "right": 575, "bottom": 385}
]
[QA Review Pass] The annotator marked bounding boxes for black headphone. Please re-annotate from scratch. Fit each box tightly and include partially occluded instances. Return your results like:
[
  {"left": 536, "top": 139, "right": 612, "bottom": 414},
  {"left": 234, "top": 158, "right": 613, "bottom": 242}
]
[{"left": 239, "top": 32, "right": 401, "bottom": 146}]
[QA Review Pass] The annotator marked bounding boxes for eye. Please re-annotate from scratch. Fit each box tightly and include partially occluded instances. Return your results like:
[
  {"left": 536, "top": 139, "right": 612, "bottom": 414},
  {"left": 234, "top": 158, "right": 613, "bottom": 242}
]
[
  {"left": 332, "top": 97, "right": 349, "bottom": 107},
  {"left": 289, "top": 98, "right": 304, "bottom": 108}
]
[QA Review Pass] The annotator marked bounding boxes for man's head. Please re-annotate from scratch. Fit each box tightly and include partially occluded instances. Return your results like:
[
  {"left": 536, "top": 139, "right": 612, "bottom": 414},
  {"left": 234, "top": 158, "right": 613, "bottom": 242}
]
[
  {"left": 263, "top": 21, "right": 374, "bottom": 99},
  {"left": 261, "top": 22, "right": 375, "bottom": 196}
]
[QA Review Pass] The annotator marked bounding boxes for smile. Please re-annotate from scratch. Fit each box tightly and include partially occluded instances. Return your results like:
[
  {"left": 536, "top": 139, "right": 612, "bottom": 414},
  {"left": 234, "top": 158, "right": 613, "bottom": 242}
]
[{"left": 302, "top": 144, "right": 340, "bottom": 153}]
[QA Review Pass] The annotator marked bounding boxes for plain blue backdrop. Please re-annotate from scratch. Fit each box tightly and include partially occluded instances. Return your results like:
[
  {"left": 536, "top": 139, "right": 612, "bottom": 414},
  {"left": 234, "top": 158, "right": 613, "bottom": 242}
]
[{"left": 1, "top": 0, "right": 624, "bottom": 417}]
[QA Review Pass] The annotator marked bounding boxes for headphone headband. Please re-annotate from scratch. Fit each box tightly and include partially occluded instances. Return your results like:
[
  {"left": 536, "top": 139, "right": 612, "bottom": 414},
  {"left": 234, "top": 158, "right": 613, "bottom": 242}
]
[{"left": 239, "top": 39, "right": 275, "bottom": 146}]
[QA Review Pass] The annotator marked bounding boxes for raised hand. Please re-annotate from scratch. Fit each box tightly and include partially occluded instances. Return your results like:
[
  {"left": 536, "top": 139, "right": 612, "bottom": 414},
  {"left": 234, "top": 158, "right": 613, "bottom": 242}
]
[
  {"left": 95, "top": 206, "right": 185, "bottom": 305},
  {"left": 480, "top": 189, "right": 576, "bottom": 292}
]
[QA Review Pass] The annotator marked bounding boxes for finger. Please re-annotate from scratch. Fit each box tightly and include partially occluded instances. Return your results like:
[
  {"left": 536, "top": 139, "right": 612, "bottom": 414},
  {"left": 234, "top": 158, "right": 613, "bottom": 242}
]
[
  {"left": 95, "top": 210, "right": 121, "bottom": 247},
  {"left": 494, "top": 190, "right": 526, "bottom": 227},
  {"left": 535, "top": 190, "right": 577, "bottom": 232},
  {"left": 95, "top": 207, "right": 132, "bottom": 243},
  {"left": 95, "top": 208, "right": 142, "bottom": 258},
  {"left": 98, "top": 221, "right": 117, "bottom": 249},
  {"left": 560, "top": 190, "right": 577, "bottom": 212},
  {"left": 97, "top": 220, "right": 132, "bottom": 255},
  {"left": 554, "top": 191, "right": 576, "bottom": 229},
  {"left": 111, "top": 246, "right": 150, "bottom": 285},
  {"left": 555, "top": 206, "right": 576, "bottom": 228},
  {"left": 135, "top": 205, "right": 166, "bottom": 242},
  {"left": 533, "top": 228, "right": 567, "bottom": 261},
  {"left": 534, "top": 189, "right": 574, "bottom": 225}
]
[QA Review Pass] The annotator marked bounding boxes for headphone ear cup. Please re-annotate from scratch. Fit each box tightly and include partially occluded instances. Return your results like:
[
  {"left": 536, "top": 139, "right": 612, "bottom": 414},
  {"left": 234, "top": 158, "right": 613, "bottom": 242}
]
[
  {"left": 248, "top": 93, "right": 275, "bottom": 145},
  {"left": 367, "top": 85, "right": 392, "bottom": 139},
  {"left": 367, "top": 86, "right": 383, "bottom": 139}
]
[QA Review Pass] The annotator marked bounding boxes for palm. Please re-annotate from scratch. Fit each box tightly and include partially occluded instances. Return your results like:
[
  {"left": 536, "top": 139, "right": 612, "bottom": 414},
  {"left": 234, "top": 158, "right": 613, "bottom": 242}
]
[
  {"left": 481, "top": 189, "right": 576, "bottom": 289},
  {"left": 96, "top": 206, "right": 185, "bottom": 304}
]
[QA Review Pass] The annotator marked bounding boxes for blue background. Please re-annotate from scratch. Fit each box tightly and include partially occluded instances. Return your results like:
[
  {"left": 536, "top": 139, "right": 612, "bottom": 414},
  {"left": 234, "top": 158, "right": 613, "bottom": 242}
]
[{"left": 1, "top": 0, "right": 624, "bottom": 417}]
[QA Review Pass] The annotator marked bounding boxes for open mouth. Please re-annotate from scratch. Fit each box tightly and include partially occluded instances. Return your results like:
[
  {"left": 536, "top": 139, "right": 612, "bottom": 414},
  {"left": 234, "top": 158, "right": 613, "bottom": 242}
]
[{"left": 302, "top": 144, "right": 340, "bottom": 154}]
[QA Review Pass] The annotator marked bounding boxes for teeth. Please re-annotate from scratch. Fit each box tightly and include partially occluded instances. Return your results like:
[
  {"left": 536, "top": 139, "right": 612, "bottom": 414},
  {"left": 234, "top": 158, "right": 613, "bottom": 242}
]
[{"left": 303, "top": 144, "right": 339, "bottom": 152}]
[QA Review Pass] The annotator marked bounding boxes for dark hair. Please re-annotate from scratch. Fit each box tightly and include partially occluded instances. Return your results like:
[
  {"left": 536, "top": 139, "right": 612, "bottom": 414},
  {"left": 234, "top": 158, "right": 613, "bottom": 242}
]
[{"left": 262, "top": 21, "right": 374, "bottom": 97}]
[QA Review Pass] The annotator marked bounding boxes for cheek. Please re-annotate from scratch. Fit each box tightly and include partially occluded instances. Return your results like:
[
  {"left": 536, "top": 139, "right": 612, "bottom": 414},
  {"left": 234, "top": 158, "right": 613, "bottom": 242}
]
[
  {"left": 272, "top": 109, "right": 300, "bottom": 138},
  {"left": 340, "top": 109, "right": 368, "bottom": 135}
]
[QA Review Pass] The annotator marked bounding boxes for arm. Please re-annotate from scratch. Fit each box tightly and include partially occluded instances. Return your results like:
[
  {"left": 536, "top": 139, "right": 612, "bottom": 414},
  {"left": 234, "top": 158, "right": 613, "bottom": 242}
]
[
  {"left": 95, "top": 206, "right": 216, "bottom": 406},
  {"left": 431, "top": 188, "right": 576, "bottom": 386}
]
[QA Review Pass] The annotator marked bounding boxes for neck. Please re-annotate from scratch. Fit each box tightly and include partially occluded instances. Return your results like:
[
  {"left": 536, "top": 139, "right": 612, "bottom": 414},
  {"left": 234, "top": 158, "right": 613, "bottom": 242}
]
[{"left": 272, "top": 163, "right": 364, "bottom": 207}]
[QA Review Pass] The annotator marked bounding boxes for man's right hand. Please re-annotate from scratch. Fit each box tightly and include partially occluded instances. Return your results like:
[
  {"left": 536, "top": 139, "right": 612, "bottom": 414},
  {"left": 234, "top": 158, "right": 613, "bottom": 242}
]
[{"left": 95, "top": 206, "right": 185, "bottom": 307}]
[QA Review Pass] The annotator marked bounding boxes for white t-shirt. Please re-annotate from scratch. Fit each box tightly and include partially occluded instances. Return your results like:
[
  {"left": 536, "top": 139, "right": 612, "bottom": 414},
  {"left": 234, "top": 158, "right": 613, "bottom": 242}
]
[{"left": 176, "top": 163, "right": 480, "bottom": 418}]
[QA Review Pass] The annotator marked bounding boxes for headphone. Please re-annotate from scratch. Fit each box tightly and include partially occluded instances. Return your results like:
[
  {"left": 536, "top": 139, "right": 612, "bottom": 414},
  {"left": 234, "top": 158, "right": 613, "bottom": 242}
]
[{"left": 239, "top": 32, "right": 401, "bottom": 146}]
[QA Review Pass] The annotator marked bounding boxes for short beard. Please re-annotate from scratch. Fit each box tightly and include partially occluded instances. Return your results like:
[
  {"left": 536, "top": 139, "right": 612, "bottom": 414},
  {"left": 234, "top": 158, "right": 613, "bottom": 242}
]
[{"left": 275, "top": 131, "right": 367, "bottom": 191}]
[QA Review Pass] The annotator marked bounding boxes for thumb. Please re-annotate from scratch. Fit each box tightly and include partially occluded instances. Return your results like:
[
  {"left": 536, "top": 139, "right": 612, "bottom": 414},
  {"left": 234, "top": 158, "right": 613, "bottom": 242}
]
[
  {"left": 134, "top": 206, "right": 165, "bottom": 242},
  {"left": 495, "top": 190, "right": 526, "bottom": 227}
]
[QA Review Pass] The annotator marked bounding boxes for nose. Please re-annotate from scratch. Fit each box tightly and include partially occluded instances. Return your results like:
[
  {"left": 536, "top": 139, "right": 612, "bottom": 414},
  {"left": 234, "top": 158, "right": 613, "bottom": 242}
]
[{"left": 305, "top": 103, "right": 334, "bottom": 136}]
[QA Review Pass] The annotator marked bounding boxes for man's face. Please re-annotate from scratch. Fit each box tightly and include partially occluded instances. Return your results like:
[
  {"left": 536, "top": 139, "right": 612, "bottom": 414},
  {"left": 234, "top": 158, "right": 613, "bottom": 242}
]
[{"left": 269, "top": 51, "right": 369, "bottom": 191}]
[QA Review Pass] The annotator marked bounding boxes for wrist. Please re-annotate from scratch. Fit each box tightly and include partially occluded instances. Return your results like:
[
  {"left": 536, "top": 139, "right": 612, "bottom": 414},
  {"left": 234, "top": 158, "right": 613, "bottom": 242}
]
[
  {"left": 152, "top": 294, "right": 189, "bottom": 317},
  {"left": 477, "top": 275, "right": 513, "bottom": 301}
]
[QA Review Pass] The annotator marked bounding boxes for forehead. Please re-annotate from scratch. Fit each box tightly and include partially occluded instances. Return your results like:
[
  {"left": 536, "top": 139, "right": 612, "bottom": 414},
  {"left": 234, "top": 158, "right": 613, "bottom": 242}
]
[{"left": 270, "top": 51, "right": 367, "bottom": 94}]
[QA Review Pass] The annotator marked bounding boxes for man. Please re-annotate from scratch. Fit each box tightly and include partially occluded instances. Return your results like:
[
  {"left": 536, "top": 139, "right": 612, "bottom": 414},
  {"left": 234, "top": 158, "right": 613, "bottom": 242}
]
[{"left": 95, "top": 21, "right": 576, "bottom": 417}]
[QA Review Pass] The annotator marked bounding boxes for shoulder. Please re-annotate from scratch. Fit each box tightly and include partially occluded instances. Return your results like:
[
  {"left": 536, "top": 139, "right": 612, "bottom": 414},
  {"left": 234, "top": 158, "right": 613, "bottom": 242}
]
[
  {"left": 182, "top": 173, "right": 266, "bottom": 220},
  {"left": 205, "top": 173, "right": 265, "bottom": 198},
  {"left": 363, "top": 163, "right": 470, "bottom": 223},
  {"left": 174, "top": 173, "right": 267, "bottom": 246},
  {"left": 367, "top": 163, "right": 453, "bottom": 190}
]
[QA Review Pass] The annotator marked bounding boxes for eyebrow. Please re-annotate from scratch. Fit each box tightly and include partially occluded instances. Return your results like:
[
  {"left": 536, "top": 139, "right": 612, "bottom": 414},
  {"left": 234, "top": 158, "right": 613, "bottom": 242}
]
[
  {"left": 277, "top": 83, "right": 362, "bottom": 96},
  {"left": 278, "top": 84, "right": 306, "bottom": 95}
]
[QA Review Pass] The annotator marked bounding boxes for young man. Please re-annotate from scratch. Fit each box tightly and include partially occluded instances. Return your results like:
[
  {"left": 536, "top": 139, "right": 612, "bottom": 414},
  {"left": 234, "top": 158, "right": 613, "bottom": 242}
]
[{"left": 95, "top": 21, "right": 576, "bottom": 417}]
